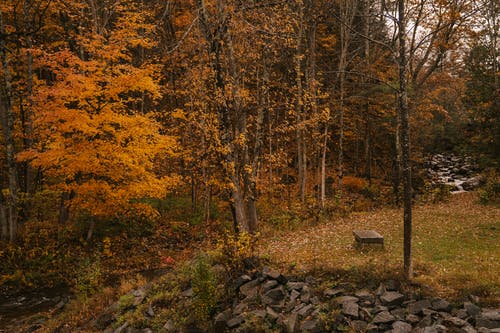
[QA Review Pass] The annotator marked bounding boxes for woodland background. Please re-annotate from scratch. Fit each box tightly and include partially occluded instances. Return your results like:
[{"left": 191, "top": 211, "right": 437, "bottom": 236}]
[{"left": 0, "top": 0, "right": 498, "bottom": 294}]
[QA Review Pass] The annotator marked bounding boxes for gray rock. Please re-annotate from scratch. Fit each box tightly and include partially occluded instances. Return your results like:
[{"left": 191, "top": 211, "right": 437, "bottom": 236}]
[
  {"left": 233, "top": 302, "right": 248, "bottom": 315},
  {"left": 453, "top": 309, "right": 469, "bottom": 319},
  {"left": 343, "top": 302, "right": 359, "bottom": 318},
  {"left": 297, "top": 303, "right": 314, "bottom": 317},
  {"left": 301, "top": 285, "right": 312, "bottom": 303},
  {"left": 462, "top": 176, "right": 483, "bottom": 191},
  {"left": 432, "top": 298, "right": 451, "bottom": 311},
  {"left": 311, "top": 296, "right": 320, "bottom": 305},
  {"left": 478, "top": 328, "right": 491, "bottom": 333},
  {"left": 95, "top": 312, "right": 116, "bottom": 329},
  {"left": 132, "top": 288, "right": 147, "bottom": 306},
  {"left": 406, "top": 314, "right": 421, "bottom": 324},
  {"left": 355, "top": 289, "right": 374, "bottom": 302},
  {"left": 464, "top": 302, "right": 481, "bottom": 317},
  {"left": 438, "top": 311, "right": 452, "bottom": 319},
  {"left": 284, "top": 313, "right": 298, "bottom": 333},
  {"left": 145, "top": 305, "right": 154, "bottom": 317},
  {"left": 240, "top": 279, "right": 260, "bottom": 298},
  {"left": 463, "top": 326, "right": 478, "bottom": 333},
  {"left": 262, "top": 279, "right": 279, "bottom": 292},
  {"left": 376, "top": 284, "right": 387, "bottom": 296},
  {"left": 380, "top": 292, "right": 405, "bottom": 306},
  {"left": 162, "top": 320, "right": 175, "bottom": 332},
  {"left": 290, "top": 289, "right": 300, "bottom": 302},
  {"left": 434, "top": 324, "right": 447, "bottom": 332},
  {"left": 351, "top": 320, "right": 368, "bottom": 332},
  {"left": 444, "top": 317, "right": 468, "bottom": 327},
  {"left": 391, "top": 308, "right": 406, "bottom": 320},
  {"left": 418, "top": 316, "right": 433, "bottom": 328},
  {"left": 233, "top": 275, "right": 252, "bottom": 289},
  {"left": 324, "top": 288, "right": 344, "bottom": 297},
  {"left": 113, "top": 321, "right": 129, "bottom": 333},
  {"left": 214, "top": 310, "right": 230, "bottom": 333},
  {"left": 385, "top": 280, "right": 400, "bottom": 291},
  {"left": 476, "top": 310, "right": 500, "bottom": 329},
  {"left": 335, "top": 296, "right": 359, "bottom": 305},
  {"left": 227, "top": 315, "right": 244, "bottom": 328},
  {"left": 181, "top": 288, "right": 193, "bottom": 298},
  {"left": 263, "top": 285, "right": 286, "bottom": 306},
  {"left": 422, "top": 308, "right": 439, "bottom": 317},
  {"left": 408, "top": 300, "right": 432, "bottom": 315},
  {"left": 262, "top": 267, "right": 287, "bottom": 284},
  {"left": 374, "top": 305, "right": 390, "bottom": 313},
  {"left": 392, "top": 320, "right": 412, "bottom": 333},
  {"left": 491, "top": 329, "right": 500, "bottom": 333},
  {"left": 373, "top": 311, "right": 396, "bottom": 324},
  {"left": 266, "top": 306, "right": 279, "bottom": 320},
  {"left": 366, "top": 323, "right": 379, "bottom": 333},
  {"left": 287, "top": 282, "right": 305, "bottom": 291},
  {"left": 422, "top": 327, "right": 438, "bottom": 333},
  {"left": 301, "top": 319, "right": 320, "bottom": 331},
  {"left": 250, "top": 309, "right": 266, "bottom": 318},
  {"left": 469, "top": 295, "right": 481, "bottom": 304}
]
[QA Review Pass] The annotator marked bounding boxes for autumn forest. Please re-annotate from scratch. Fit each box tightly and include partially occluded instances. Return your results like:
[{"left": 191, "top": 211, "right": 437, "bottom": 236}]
[{"left": 0, "top": 0, "right": 498, "bottom": 331}]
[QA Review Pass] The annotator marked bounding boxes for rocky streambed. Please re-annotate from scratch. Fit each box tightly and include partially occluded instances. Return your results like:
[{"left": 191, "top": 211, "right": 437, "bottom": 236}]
[
  {"left": 427, "top": 154, "right": 483, "bottom": 194},
  {"left": 0, "top": 287, "right": 71, "bottom": 332},
  {"left": 89, "top": 267, "right": 499, "bottom": 333}
]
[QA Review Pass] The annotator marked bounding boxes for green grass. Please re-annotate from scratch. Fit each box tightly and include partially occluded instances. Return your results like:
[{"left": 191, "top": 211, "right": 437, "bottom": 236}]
[{"left": 258, "top": 192, "right": 500, "bottom": 304}]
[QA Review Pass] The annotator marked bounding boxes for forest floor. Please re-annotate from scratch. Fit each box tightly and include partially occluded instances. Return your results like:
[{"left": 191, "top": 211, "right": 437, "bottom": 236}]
[
  {"left": 258, "top": 192, "right": 500, "bottom": 304},
  {"left": 3, "top": 192, "right": 499, "bottom": 332}
]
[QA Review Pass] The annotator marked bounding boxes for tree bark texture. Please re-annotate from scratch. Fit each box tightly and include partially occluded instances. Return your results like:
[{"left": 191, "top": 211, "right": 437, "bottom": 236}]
[{"left": 398, "top": 0, "right": 413, "bottom": 280}]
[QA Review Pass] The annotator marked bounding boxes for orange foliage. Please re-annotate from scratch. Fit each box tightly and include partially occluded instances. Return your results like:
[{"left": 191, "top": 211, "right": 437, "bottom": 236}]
[{"left": 342, "top": 176, "right": 368, "bottom": 193}]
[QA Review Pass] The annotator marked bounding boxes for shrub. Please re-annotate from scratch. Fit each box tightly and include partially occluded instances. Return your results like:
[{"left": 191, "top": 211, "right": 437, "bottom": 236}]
[
  {"left": 479, "top": 172, "right": 500, "bottom": 204},
  {"left": 74, "top": 257, "right": 103, "bottom": 299},
  {"left": 214, "top": 231, "right": 256, "bottom": 273},
  {"left": 190, "top": 254, "right": 219, "bottom": 320},
  {"left": 342, "top": 176, "right": 368, "bottom": 193}
]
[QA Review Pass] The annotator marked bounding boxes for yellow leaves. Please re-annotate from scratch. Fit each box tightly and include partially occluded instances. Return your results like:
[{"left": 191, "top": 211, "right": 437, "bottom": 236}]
[{"left": 171, "top": 108, "right": 187, "bottom": 121}]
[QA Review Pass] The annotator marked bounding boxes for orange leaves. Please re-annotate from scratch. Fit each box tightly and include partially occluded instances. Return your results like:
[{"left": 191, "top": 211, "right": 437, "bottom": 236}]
[{"left": 15, "top": 1, "right": 180, "bottom": 221}]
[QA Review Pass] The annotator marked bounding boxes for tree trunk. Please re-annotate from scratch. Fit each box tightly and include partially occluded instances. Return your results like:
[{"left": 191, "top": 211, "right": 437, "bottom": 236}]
[
  {"left": 295, "top": 3, "right": 307, "bottom": 203},
  {"left": 58, "top": 191, "right": 71, "bottom": 224},
  {"left": 86, "top": 219, "right": 95, "bottom": 241},
  {"left": 22, "top": 0, "right": 34, "bottom": 196},
  {"left": 364, "top": 112, "right": 372, "bottom": 183},
  {"left": 337, "top": 0, "right": 358, "bottom": 193},
  {"left": 320, "top": 125, "right": 328, "bottom": 208},
  {"left": 397, "top": 0, "right": 413, "bottom": 280},
  {"left": 0, "top": 192, "right": 8, "bottom": 241},
  {"left": 0, "top": 10, "right": 19, "bottom": 243}
]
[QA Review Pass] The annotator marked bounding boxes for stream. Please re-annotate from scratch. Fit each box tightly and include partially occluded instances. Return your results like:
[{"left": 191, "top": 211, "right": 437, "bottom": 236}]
[
  {"left": 0, "top": 268, "right": 170, "bottom": 332},
  {"left": 427, "top": 153, "right": 481, "bottom": 193}
]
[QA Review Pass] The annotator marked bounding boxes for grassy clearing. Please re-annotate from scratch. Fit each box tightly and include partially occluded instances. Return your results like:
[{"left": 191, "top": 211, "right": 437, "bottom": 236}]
[{"left": 258, "top": 192, "right": 499, "bottom": 305}]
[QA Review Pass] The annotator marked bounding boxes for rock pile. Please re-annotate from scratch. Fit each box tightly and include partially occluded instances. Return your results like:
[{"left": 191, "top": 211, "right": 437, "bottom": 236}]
[
  {"left": 211, "top": 267, "right": 499, "bottom": 332},
  {"left": 427, "top": 154, "right": 482, "bottom": 193},
  {"left": 91, "top": 267, "right": 499, "bottom": 333}
]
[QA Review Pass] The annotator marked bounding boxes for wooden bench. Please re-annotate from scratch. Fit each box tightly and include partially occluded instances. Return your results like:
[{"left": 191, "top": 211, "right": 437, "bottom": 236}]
[{"left": 353, "top": 230, "right": 384, "bottom": 248}]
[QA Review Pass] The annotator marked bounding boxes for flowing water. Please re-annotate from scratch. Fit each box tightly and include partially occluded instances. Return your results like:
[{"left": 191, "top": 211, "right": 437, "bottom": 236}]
[{"left": 0, "top": 268, "right": 170, "bottom": 332}]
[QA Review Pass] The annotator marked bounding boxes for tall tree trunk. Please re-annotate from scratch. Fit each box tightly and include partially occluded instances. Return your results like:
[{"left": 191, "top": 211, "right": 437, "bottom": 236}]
[
  {"left": 0, "top": 191, "right": 8, "bottom": 241},
  {"left": 364, "top": 113, "right": 372, "bottom": 182},
  {"left": 58, "top": 191, "right": 71, "bottom": 224},
  {"left": 320, "top": 125, "right": 328, "bottom": 208},
  {"left": 397, "top": 0, "right": 413, "bottom": 280},
  {"left": 86, "top": 219, "right": 95, "bottom": 241},
  {"left": 0, "top": 10, "right": 19, "bottom": 243},
  {"left": 295, "top": 2, "right": 307, "bottom": 203},
  {"left": 337, "top": 0, "right": 357, "bottom": 193},
  {"left": 23, "top": 0, "right": 34, "bottom": 195}
]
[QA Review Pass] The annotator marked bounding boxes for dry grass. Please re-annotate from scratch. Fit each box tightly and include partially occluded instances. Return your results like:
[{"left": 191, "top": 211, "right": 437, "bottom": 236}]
[{"left": 258, "top": 192, "right": 499, "bottom": 304}]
